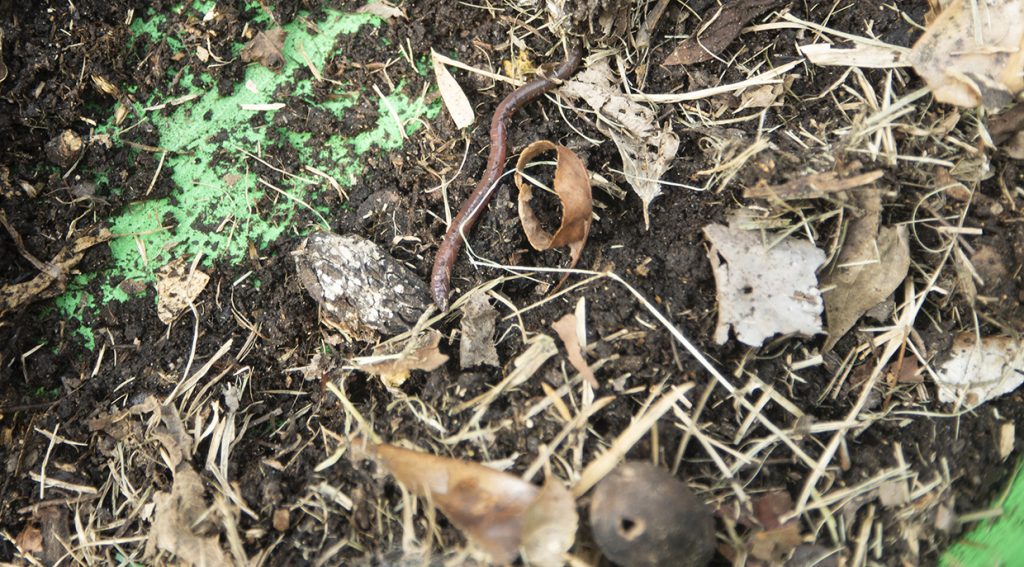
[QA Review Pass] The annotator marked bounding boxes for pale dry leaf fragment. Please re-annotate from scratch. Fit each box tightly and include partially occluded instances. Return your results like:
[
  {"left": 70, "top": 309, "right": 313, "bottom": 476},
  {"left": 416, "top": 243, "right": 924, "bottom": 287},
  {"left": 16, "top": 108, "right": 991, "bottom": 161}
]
[
  {"left": 736, "top": 83, "right": 782, "bottom": 111},
  {"left": 515, "top": 140, "right": 593, "bottom": 278},
  {"left": 559, "top": 59, "right": 678, "bottom": 228},
  {"left": 431, "top": 50, "right": 475, "bottom": 129},
  {"left": 933, "top": 334, "right": 1024, "bottom": 407},
  {"left": 551, "top": 311, "right": 596, "bottom": 387},
  {"left": 459, "top": 292, "right": 500, "bottom": 368},
  {"left": 909, "top": 0, "right": 1024, "bottom": 108},
  {"left": 357, "top": 0, "right": 407, "bottom": 20},
  {"left": 520, "top": 479, "right": 579, "bottom": 567},
  {"left": 663, "top": 0, "right": 784, "bottom": 65},
  {"left": 704, "top": 222, "right": 826, "bottom": 347},
  {"left": 156, "top": 258, "right": 210, "bottom": 325},
  {"left": 999, "top": 422, "right": 1015, "bottom": 460},
  {"left": 146, "top": 465, "right": 232, "bottom": 565},
  {"left": 358, "top": 440, "right": 576, "bottom": 565},
  {"left": 356, "top": 330, "right": 448, "bottom": 388},
  {"left": 241, "top": 28, "right": 287, "bottom": 71}
]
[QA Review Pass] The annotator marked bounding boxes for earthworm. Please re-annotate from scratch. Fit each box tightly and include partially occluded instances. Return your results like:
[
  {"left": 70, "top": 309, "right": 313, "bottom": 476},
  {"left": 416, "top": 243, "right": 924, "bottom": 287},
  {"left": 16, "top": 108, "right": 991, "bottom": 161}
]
[{"left": 430, "top": 42, "right": 583, "bottom": 310}]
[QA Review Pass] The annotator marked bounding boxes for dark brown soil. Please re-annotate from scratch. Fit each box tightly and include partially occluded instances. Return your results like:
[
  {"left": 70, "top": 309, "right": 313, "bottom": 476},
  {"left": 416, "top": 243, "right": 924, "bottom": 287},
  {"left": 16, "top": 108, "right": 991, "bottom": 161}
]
[{"left": 2, "top": 0, "right": 1023, "bottom": 565}]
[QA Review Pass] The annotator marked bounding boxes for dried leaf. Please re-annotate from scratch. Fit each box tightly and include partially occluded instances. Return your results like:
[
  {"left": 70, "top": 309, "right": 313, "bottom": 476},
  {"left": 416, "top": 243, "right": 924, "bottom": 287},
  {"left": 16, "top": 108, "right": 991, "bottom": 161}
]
[
  {"left": 909, "top": 0, "right": 1024, "bottom": 108},
  {"left": 704, "top": 222, "right": 826, "bottom": 346},
  {"left": 551, "top": 310, "right": 596, "bottom": 387},
  {"left": 988, "top": 102, "right": 1024, "bottom": 158},
  {"left": 358, "top": 440, "right": 576, "bottom": 564},
  {"left": 356, "top": 0, "right": 407, "bottom": 20},
  {"left": 241, "top": 28, "right": 287, "bottom": 71},
  {"left": 356, "top": 330, "right": 448, "bottom": 388},
  {"left": 663, "top": 0, "right": 784, "bottom": 65},
  {"left": 156, "top": 258, "right": 210, "bottom": 325},
  {"left": 515, "top": 140, "right": 593, "bottom": 276},
  {"left": 459, "top": 292, "right": 500, "bottom": 368},
  {"left": 559, "top": 59, "right": 678, "bottom": 227},
  {"left": 736, "top": 83, "right": 782, "bottom": 111},
  {"left": 822, "top": 221, "right": 910, "bottom": 351},
  {"left": 933, "top": 334, "right": 1024, "bottom": 407},
  {"left": 749, "top": 524, "right": 803, "bottom": 563},
  {"left": 146, "top": 466, "right": 231, "bottom": 565},
  {"left": 1000, "top": 422, "right": 1015, "bottom": 460},
  {"left": 431, "top": 50, "right": 475, "bottom": 129},
  {"left": 519, "top": 480, "right": 578, "bottom": 567},
  {"left": 0, "top": 226, "right": 112, "bottom": 324}
]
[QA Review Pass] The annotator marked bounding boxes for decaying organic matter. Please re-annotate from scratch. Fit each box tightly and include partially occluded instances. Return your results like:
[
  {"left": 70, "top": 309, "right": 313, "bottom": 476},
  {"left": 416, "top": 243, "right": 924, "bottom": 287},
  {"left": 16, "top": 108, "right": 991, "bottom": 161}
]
[{"left": 293, "top": 232, "right": 430, "bottom": 338}]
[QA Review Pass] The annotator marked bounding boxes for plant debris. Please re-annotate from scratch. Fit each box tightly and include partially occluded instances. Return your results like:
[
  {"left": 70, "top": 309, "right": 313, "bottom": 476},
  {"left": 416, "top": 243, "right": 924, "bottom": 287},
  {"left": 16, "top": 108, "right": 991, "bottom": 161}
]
[
  {"left": 663, "top": 0, "right": 785, "bottom": 65},
  {"left": 590, "top": 461, "right": 714, "bottom": 567},
  {"left": 514, "top": 140, "right": 593, "bottom": 277},
  {"left": 559, "top": 58, "right": 678, "bottom": 228},
  {"left": 355, "top": 439, "right": 577, "bottom": 565},
  {"left": 459, "top": 291, "right": 500, "bottom": 368},
  {"left": 155, "top": 257, "right": 210, "bottom": 325},
  {"left": 704, "top": 221, "right": 826, "bottom": 346},
  {"left": 932, "top": 334, "right": 1024, "bottom": 407},
  {"left": 354, "top": 329, "right": 448, "bottom": 388},
  {"left": 0, "top": 224, "right": 112, "bottom": 323},
  {"left": 821, "top": 189, "right": 910, "bottom": 351},
  {"left": 551, "top": 301, "right": 596, "bottom": 387},
  {"left": 241, "top": 27, "right": 287, "bottom": 71},
  {"left": 909, "top": 0, "right": 1024, "bottom": 108},
  {"left": 431, "top": 50, "right": 474, "bottom": 129},
  {"left": 293, "top": 232, "right": 430, "bottom": 339}
]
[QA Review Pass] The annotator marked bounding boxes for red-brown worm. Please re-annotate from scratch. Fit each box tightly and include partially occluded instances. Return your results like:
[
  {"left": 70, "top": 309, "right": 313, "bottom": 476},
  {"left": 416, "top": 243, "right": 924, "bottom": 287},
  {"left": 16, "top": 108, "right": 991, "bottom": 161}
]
[{"left": 430, "top": 42, "right": 583, "bottom": 310}]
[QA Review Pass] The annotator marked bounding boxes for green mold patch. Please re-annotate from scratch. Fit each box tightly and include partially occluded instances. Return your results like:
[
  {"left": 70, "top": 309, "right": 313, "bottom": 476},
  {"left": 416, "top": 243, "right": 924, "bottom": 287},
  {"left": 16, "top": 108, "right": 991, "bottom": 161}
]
[
  {"left": 59, "top": 8, "right": 439, "bottom": 348},
  {"left": 942, "top": 461, "right": 1024, "bottom": 567}
]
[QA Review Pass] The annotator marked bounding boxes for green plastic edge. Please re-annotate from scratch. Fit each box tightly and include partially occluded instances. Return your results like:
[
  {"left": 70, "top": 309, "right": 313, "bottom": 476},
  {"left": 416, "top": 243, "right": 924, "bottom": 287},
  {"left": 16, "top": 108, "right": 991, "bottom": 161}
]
[
  {"left": 53, "top": 4, "right": 440, "bottom": 349},
  {"left": 942, "top": 460, "right": 1024, "bottom": 566}
]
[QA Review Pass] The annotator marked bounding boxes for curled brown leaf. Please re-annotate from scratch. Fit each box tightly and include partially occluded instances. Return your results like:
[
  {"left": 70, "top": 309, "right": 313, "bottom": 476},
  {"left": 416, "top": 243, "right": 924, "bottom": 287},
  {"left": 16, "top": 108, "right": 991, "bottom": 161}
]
[
  {"left": 514, "top": 140, "right": 593, "bottom": 284},
  {"left": 241, "top": 28, "right": 287, "bottom": 71}
]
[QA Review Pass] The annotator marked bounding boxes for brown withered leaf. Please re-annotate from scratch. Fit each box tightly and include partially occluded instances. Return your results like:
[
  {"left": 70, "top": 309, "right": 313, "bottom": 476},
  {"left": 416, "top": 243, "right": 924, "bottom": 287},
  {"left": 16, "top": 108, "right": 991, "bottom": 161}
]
[
  {"left": 664, "top": 0, "right": 785, "bottom": 66},
  {"left": 551, "top": 310, "right": 597, "bottom": 387},
  {"left": 155, "top": 257, "right": 210, "bottom": 325},
  {"left": 241, "top": 28, "right": 287, "bottom": 71},
  {"left": 822, "top": 189, "right": 910, "bottom": 352},
  {"left": 356, "top": 439, "right": 577, "bottom": 565},
  {"left": 515, "top": 140, "right": 592, "bottom": 284}
]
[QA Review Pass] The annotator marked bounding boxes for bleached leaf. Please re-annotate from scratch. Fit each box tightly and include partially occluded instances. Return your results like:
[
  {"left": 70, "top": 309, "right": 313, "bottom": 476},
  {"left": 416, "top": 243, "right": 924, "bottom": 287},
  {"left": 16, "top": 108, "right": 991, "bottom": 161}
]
[
  {"left": 909, "top": 0, "right": 1024, "bottom": 108},
  {"left": 355, "top": 329, "right": 448, "bottom": 388},
  {"left": 551, "top": 311, "right": 596, "bottom": 387},
  {"left": 559, "top": 59, "right": 678, "bottom": 228},
  {"left": 431, "top": 50, "right": 474, "bottom": 129},
  {"left": 704, "top": 222, "right": 826, "bottom": 346},
  {"left": 459, "top": 292, "right": 499, "bottom": 368},
  {"left": 156, "top": 258, "right": 210, "bottom": 325},
  {"left": 933, "top": 334, "right": 1024, "bottom": 407},
  {"left": 520, "top": 480, "right": 578, "bottom": 567},
  {"left": 357, "top": 0, "right": 407, "bottom": 20}
]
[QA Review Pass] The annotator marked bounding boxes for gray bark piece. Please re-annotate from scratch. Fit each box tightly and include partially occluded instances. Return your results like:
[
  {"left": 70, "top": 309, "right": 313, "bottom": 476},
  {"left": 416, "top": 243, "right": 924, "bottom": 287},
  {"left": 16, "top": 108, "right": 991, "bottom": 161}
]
[{"left": 293, "top": 233, "right": 429, "bottom": 338}]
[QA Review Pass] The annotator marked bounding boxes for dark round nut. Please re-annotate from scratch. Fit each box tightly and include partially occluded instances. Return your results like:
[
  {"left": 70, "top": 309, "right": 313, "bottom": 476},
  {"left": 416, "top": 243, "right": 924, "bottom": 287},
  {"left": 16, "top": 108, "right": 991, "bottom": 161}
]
[{"left": 590, "top": 461, "right": 715, "bottom": 567}]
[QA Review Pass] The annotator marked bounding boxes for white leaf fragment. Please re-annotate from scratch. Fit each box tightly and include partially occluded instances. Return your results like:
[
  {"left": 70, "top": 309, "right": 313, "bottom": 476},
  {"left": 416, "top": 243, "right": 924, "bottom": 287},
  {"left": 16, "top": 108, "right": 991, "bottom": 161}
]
[
  {"left": 430, "top": 50, "right": 475, "bottom": 129},
  {"left": 559, "top": 58, "right": 679, "bottom": 228},
  {"left": 934, "top": 334, "right": 1024, "bottom": 407},
  {"left": 704, "top": 222, "right": 826, "bottom": 347}
]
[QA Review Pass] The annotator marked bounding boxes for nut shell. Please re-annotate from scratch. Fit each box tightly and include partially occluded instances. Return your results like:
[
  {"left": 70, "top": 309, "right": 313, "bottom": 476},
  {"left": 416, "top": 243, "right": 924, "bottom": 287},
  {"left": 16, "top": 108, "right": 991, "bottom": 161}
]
[{"left": 590, "top": 461, "right": 715, "bottom": 567}]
